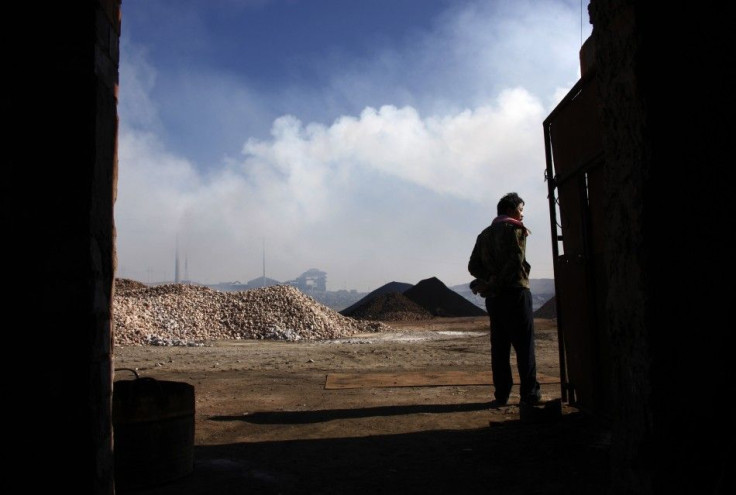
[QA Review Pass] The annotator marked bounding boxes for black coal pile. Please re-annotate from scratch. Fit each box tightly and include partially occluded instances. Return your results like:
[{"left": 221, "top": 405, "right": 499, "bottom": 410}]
[
  {"left": 342, "top": 292, "right": 433, "bottom": 321},
  {"left": 533, "top": 295, "right": 557, "bottom": 318},
  {"left": 340, "top": 281, "right": 414, "bottom": 316},
  {"left": 341, "top": 277, "right": 487, "bottom": 320},
  {"left": 403, "top": 277, "right": 487, "bottom": 317}
]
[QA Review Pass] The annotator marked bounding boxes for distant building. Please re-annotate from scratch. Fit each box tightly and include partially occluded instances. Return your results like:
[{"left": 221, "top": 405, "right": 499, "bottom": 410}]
[
  {"left": 285, "top": 268, "right": 326, "bottom": 292},
  {"left": 245, "top": 276, "right": 280, "bottom": 289}
]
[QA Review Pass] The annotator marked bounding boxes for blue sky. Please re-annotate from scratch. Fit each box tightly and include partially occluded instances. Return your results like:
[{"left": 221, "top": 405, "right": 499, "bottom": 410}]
[{"left": 115, "top": 0, "right": 592, "bottom": 291}]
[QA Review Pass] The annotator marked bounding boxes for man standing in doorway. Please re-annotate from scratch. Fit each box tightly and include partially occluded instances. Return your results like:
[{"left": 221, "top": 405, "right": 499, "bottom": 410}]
[{"left": 468, "top": 192, "right": 542, "bottom": 407}]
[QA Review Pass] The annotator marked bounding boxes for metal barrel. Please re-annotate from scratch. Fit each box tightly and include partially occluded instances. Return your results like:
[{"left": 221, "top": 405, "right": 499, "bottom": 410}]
[{"left": 112, "top": 376, "right": 195, "bottom": 491}]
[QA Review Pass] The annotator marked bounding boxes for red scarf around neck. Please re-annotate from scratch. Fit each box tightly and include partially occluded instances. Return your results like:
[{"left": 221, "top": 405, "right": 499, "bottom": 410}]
[{"left": 492, "top": 215, "right": 530, "bottom": 236}]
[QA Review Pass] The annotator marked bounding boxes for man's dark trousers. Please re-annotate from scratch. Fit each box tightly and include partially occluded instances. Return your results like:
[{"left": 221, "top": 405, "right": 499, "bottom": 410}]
[{"left": 485, "top": 287, "right": 540, "bottom": 402}]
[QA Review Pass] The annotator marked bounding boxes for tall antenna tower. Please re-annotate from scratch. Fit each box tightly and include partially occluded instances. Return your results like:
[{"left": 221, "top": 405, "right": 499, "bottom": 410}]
[
  {"left": 174, "top": 235, "right": 180, "bottom": 283},
  {"left": 262, "top": 237, "right": 266, "bottom": 287}
]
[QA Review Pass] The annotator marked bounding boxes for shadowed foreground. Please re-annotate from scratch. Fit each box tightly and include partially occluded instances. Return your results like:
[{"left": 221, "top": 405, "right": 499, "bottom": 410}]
[{"left": 121, "top": 408, "right": 610, "bottom": 495}]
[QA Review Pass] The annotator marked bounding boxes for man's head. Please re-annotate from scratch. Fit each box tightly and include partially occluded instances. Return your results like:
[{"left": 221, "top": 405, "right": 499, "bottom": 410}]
[{"left": 497, "top": 192, "right": 525, "bottom": 220}]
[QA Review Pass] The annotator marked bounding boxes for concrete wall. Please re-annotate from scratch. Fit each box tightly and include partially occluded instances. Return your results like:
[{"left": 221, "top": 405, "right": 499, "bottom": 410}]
[
  {"left": 590, "top": 1, "right": 733, "bottom": 493},
  {"left": 4, "top": 2, "right": 120, "bottom": 493}
]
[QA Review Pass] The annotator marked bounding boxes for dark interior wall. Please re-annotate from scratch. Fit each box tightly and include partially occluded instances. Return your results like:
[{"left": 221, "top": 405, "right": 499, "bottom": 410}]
[
  {"left": 590, "top": 1, "right": 734, "bottom": 493},
  {"left": 586, "top": 3, "right": 653, "bottom": 492},
  {"left": 4, "top": 2, "right": 120, "bottom": 494}
]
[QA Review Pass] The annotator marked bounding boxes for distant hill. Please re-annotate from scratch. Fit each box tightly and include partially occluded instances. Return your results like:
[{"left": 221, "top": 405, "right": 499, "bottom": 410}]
[
  {"left": 131, "top": 274, "right": 554, "bottom": 314},
  {"left": 450, "top": 278, "right": 555, "bottom": 313},
  {"left": 529, "top": 278, "right": 555, "bottom": 295}
]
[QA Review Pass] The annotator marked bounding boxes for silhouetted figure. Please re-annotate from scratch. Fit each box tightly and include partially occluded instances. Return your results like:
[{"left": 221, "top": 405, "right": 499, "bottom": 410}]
[{"left": 468, "top": 192, "right": 541, "bottom": 406}]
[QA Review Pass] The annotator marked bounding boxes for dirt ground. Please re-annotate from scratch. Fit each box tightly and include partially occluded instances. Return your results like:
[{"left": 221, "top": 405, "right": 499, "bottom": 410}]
[{"left": 112, "top": 316, "right": 612, "bottom": 494}]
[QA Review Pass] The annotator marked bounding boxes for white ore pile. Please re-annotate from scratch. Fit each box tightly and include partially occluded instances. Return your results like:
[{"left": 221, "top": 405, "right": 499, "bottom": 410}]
[{"left": 113, "top": 280, "right": 389, "bottom": 346}]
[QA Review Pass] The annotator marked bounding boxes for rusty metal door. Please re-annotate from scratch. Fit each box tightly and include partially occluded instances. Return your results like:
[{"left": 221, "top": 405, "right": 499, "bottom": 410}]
[{"left": 543, "top": 71, "right": 613, "bottom": 417}]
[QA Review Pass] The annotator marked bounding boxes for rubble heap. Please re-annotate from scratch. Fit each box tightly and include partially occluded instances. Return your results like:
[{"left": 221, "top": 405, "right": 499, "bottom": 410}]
[{"left": 113, "top": 280, "right": 390, "bottom": 346}]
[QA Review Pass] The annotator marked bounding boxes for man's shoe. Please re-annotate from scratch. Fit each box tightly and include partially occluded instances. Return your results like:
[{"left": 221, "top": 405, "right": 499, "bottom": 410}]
[{"left": 490, "top": 398, "right": 508, "bottom": 408}]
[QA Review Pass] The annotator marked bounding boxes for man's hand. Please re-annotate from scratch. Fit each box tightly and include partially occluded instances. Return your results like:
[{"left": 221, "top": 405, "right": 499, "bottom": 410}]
[{"left": 469, "top": 278, "right": 491, "bottom": 297}]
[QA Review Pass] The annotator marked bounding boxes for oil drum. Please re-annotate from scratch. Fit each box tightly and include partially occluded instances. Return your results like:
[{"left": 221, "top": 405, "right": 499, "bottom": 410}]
[{"left": 113, "top": 371, "right": 195, "bottom": 491}]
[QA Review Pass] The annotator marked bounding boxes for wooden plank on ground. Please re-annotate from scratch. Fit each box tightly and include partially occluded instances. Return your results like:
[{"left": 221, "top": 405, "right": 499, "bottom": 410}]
[{"left": 324, "top": 370, "right": 559, "bottom": 390}]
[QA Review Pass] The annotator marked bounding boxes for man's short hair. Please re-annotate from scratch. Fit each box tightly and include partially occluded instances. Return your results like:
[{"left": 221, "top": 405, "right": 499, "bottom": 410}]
[{"left": 497, "top": 192, "right": 524, "bottom": 216}]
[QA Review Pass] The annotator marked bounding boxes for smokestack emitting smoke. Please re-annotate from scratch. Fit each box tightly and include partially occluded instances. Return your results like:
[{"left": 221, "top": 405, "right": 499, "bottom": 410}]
[{"left": 175, "top": 235, "right": 180, "bottom": 283}]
